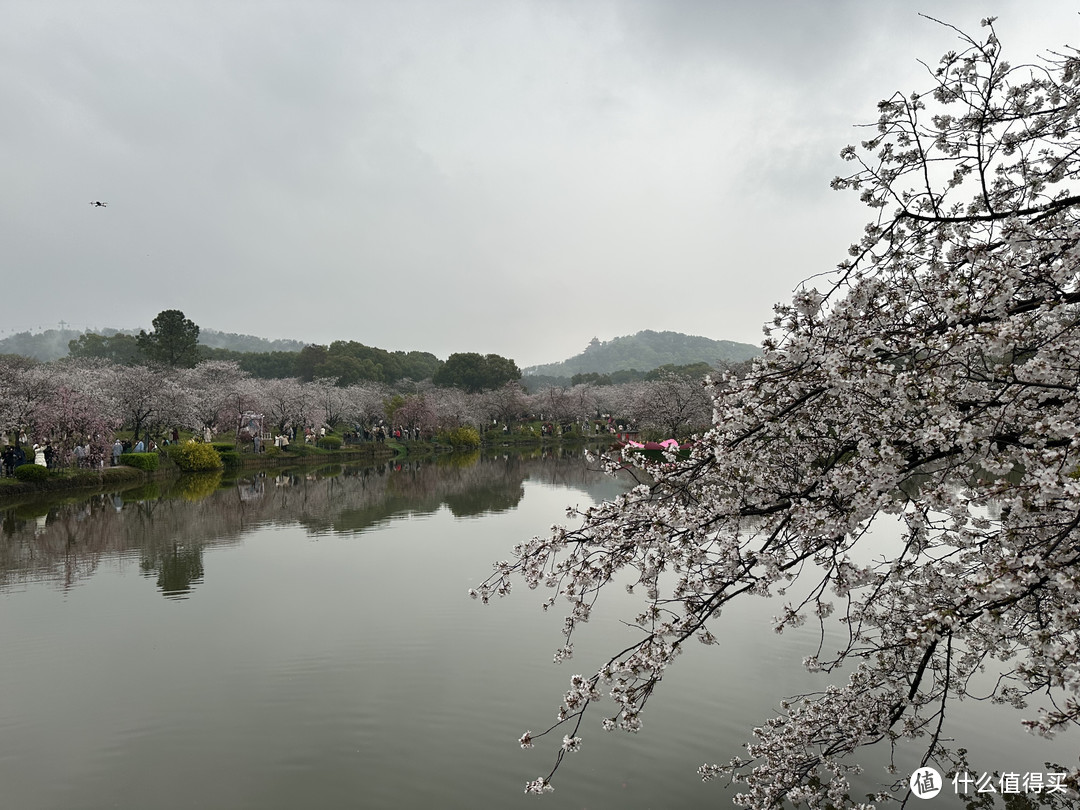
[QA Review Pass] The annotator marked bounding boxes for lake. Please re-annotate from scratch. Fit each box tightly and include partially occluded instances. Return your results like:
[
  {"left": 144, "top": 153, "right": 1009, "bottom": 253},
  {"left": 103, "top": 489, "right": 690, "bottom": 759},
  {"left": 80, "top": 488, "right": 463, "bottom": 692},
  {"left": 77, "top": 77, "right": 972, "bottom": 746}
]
[{"left": 0, "top": 450, "right": 1072, "bottom": 809}]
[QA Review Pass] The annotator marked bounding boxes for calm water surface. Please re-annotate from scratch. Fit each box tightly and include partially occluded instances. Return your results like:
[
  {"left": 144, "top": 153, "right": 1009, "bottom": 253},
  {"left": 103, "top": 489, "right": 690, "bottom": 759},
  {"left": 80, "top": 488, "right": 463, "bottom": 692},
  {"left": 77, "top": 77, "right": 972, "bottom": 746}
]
[{"left": 0, "top": 451, "right": 1071, "bottom": 809}]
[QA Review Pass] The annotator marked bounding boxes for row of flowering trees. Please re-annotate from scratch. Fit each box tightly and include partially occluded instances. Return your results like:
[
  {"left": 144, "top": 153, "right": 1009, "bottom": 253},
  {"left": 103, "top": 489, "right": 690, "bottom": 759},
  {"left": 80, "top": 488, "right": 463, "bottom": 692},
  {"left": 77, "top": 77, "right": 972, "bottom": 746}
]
[{"left": 0, "top": 355, "right": 718, "bottom": 467}]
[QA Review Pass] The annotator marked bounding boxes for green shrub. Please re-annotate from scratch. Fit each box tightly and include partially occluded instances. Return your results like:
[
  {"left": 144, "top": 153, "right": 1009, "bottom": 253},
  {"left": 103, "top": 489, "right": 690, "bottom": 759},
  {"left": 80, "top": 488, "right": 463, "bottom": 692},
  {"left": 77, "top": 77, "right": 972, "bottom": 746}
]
[
  {"left": 217, "top": 450, "right": 242, "bottom": 467},
  {"left": 172, "top": 441, "right": 224, "bottom": 472},
  {"left": 14, "top": 464, "right": 50, "bottom": 481},
  {"left": 119, "top": 452, "right": 159, "bottom": 471},
  {"left": 211, "top": 442, "right": 235, "bottom": 453},
  {"left": 317, "top": 435, "right": 343, "bottom": 449},
  {"left": 444, "top": 426, "right": 481, "bottom": 449}
]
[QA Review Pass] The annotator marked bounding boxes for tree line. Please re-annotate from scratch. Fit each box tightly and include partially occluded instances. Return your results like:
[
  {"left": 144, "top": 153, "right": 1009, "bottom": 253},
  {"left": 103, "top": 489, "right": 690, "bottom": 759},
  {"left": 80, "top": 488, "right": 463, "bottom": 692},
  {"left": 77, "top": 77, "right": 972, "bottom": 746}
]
[
  {"left": 0, "top": 350, "right": 729, "bottom": 469},
  {"left": 65, "top": 309, "right": 523, "bottom": 390}
]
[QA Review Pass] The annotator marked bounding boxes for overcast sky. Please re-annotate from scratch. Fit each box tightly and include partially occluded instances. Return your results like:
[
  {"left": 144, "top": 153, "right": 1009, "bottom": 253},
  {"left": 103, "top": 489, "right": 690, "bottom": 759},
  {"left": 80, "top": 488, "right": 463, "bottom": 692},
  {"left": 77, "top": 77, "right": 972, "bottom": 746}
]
[{"left": 3, "top": 1, "right": 1078, "bottom": 367}]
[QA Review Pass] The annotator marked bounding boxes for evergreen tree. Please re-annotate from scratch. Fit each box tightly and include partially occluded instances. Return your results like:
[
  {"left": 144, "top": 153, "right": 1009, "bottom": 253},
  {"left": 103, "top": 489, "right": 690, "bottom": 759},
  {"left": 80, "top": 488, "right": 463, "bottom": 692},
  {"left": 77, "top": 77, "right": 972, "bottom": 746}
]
[
  {"left": 434, "top": 352, "right": 521, "bottom": 393},
  {"left": 137, "top": 310, "right": 200, "bottom": 368}
]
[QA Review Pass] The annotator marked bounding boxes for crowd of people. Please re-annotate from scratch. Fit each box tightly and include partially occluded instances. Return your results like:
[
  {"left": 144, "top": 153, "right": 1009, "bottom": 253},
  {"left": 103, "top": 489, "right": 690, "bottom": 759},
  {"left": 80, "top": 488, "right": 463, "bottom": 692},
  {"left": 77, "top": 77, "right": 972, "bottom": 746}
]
[
  {"left": 1, "top": 410, "right": 642, "bottom": 480},
  {"left": 0, "top": 433, "right": 166, "bottom": 478}
]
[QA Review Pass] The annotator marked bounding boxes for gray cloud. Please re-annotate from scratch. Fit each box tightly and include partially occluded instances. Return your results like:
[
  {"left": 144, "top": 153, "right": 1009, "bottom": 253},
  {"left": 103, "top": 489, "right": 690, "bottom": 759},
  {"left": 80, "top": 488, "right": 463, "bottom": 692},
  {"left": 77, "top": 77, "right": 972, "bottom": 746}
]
[{"left": 2, "top": 1, "right": 1077, "bottom": 365}]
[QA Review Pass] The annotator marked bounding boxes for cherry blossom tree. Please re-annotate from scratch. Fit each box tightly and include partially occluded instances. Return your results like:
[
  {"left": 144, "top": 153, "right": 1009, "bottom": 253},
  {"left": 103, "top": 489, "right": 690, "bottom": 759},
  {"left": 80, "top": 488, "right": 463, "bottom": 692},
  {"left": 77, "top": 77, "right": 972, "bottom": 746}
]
[
  {"left": 564, "top": 383, "right": 599, "bottom": 426},
  {"left": 0, "top": 357, "right": 45, "bottom": 441},
  {"left": 629, "top": 371, "right": 713, "bottom": 438},
  {"left": 341, "top": 381, "right": 393, "bottom": 432},
  {"left": 394, "top": 395, "right": 438, "bottom": 438},
  {"left": 482, "top": 382, "right": 529, "bottom": 428},
  {"left": 261, "top": 378, "right": 303, "bottom": 435},
  {"left": 592, "top": 381, "right": 640, "bottom": 428},
  {"left": 476, "top": 21, "right": 1080, "bottom": 807},
  {"left": 430, "top": 385, "right": 481, "bottom": 432},
  {"left": 530, "top": 385, "right": 577, "bottom": 428},
  {"left": 309, "top": 377, "right": 350, "bottom": 429},
  {"left": 291, "top": 379, "right": 322, "bottom": 434},
  {"left": 106, "top": 365, "right": 170, "bottom": 446},
  {"left": 33, "top": 359, "right": 119, "bottom": 464},
  {"left": 260, "top": 378, "right": 323, "bottom": 436},
  {"left": 178, "top": 360, "right": 255, "bottom": 437}
]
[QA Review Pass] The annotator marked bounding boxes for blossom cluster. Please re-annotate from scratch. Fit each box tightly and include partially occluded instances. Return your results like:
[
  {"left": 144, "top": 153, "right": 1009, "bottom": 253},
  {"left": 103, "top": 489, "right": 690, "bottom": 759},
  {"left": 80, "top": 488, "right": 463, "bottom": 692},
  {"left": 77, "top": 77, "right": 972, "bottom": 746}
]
[{"left": 478, "top": 21, "right": 1080, "bottom": 808}]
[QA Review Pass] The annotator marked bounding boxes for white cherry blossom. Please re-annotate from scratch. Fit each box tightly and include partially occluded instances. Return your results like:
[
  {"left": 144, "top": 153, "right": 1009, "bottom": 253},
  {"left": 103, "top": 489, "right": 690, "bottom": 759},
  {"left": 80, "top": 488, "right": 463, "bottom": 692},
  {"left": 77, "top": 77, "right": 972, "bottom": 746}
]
[{"left": 477, "top": 21, "right": 1080, "bottom": 808}]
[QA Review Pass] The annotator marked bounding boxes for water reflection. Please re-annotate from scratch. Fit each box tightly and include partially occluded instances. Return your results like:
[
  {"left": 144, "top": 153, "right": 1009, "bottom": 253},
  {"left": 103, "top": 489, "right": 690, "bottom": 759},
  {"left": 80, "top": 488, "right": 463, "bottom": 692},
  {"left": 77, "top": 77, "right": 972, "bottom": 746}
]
[
  {"left": 0, "top": 448, "right": 618, "bottom": 598},
  {"left": 141, "top": 543, "right": 204, "bottom": 598},
  {"left": 2, "top": 450, "right": 1068, "bottom": 810}
]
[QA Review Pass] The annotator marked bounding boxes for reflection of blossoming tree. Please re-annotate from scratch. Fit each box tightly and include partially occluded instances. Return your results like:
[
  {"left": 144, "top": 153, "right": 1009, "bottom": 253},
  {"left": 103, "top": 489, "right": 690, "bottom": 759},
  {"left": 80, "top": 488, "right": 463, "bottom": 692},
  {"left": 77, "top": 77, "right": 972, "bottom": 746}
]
[
  {"left": 476, "top": 22, "right": 1080, "bottom": 806},
  {"left": 0, "top": 453, "right": 575, "bottom": 592}
]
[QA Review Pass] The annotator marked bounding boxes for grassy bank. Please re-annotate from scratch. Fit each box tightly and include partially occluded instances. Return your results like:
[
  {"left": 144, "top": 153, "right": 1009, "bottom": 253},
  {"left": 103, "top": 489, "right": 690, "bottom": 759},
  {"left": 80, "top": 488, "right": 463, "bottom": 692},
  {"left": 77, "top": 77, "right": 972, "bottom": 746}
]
[
  {"left": 0, "top": 465, "right": 147, "bottom": 500},
  {"left": 0, "top": 431, "right": 606, "bottom": 504},
  {"left": 223, "top": 441, "right": 397, "bottom": 468},
  {"left": 0, "top": 441, "right": 398, "bottom": 504}
]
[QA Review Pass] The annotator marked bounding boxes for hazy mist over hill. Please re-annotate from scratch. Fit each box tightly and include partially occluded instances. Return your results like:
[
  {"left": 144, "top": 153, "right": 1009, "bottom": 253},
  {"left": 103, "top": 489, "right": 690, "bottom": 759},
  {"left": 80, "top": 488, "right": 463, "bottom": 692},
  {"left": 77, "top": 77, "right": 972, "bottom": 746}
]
[
  {"left": 524, "top": 330, "right": 760, "bottom": 378},
  {"left": 0, "top": 327, "right": 308, "bottom": 362}
]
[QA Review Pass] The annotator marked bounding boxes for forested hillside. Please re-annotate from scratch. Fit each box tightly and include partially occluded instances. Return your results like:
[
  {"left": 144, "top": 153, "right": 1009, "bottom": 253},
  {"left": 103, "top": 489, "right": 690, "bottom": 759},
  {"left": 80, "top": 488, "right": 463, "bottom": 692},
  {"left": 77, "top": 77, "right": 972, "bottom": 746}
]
[
  {"left": 0, "top": 328, "right": 84, "bottom": 361},
  {"left": 524, "top": 330, "right": 759, "bottom": 377},
  {"left": 1, "top": 324, "right": 757, "bottom": 389},
  {"left": 196, "top": 329, "right": 307, "bottom": 353},
  {"left": 0, "top": 327, "right": 307, "bottom": 362}
]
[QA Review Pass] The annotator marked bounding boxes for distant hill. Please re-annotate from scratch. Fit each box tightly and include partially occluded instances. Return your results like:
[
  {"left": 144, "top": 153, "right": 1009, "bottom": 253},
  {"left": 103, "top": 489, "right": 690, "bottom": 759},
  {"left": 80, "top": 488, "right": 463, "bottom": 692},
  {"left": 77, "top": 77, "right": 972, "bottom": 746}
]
[
  {"left": 523, "top": 330, "right": 760, "bottom": 378},
  {"left": 0, "top": 326, "right": 309, "bottom": 362},
  {"left": 0, "top": 329, "right": 85, "bottom": 361},
  {"left": 197, "top": 329, "right": 307, "bottom": 354}
]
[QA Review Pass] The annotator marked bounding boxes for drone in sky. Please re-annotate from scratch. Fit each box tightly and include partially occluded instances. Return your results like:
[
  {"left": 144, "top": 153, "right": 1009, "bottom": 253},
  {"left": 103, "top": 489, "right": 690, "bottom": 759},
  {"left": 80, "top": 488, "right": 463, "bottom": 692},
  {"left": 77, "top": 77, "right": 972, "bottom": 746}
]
[{"left": 89, "top": 201, "right": 107, "bottom": 207}]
